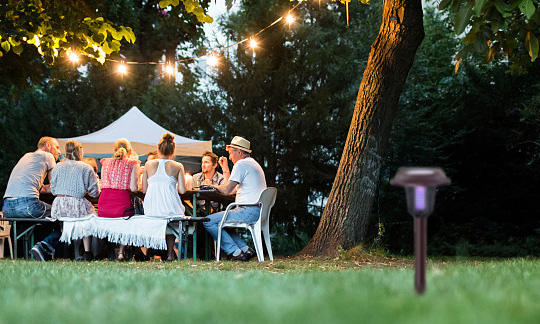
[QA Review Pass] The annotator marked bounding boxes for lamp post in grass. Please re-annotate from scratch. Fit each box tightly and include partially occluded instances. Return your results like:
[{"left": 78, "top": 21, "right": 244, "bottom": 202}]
[{"left": 390, "top": 167, "right": 450, "bottom": 294}]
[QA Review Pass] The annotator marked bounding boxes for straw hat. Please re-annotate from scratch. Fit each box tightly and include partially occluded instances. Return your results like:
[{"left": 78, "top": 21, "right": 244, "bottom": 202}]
[{"left": 226, "top": 136, "right": 252, "bottom": 153}]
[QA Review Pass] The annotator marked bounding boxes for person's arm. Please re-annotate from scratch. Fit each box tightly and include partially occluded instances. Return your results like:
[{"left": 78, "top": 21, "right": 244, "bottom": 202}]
[
  {"left": 215, "top": 180, "right": 238, "bottom": 195},
  {"left": 141, "top": 166, "right": 149, "bottom": 194},
  {"left": 42, "top": 161, "right": 55, "bottom": 193},
  {"left": 218, "top": 156, "right": 231, "bottom": 182},
  {"left": 176, "top": 162, "right": 187, "bottom": 194},
  {"left": 87, "top": 168, "right": 100, "bottom": 198},
  {"left": 130, "top": 163, "right": 140, "bottom": 192}
]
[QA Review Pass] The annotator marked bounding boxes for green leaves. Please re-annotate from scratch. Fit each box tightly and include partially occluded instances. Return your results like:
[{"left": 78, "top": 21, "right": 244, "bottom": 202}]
[
  {"left": 518, "top": 0, "right": 536, "bottom": 19},
  {"left": 525, "top": 31, "right": 539, "bottom": 61},
  {"left": 442, "top": 0, "right": 540, "bottom": 70},
  {"left": 159, "top": 0, "right": 213, "bottom": 24},
  {"left": 438, "top": 0, "right": 453, "bottom": 10},
  {"left": 1, "top": 41, "right": 11, "bottom": 53},
  {"left": 0, "top": 1, "right": 136, "bottom": 64},
  {"left": 454, "top": 2, "right": 473, "bottom": 35},
  {"left": 474, "top": 0, "right": 487, "bottom": 16}
]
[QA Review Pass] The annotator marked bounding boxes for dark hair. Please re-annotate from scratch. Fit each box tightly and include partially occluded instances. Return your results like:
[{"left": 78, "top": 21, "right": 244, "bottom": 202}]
[
  {"left": 146, "top": 151, "right": 158, "bottom": 161},
  {"left": 202, "top": 151, "right": 218, "bottom": 165},
  {"left": 158, "top": 133, "right": 175, "bottom": 157}
]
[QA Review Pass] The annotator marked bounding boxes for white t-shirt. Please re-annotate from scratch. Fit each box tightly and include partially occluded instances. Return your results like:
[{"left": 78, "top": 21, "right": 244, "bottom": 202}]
[
  {"left": 4, "top": 150, "right": 56, "bottom": 198},
  {"left": 229, "top": 157, "right": 267, "bottom": 204}
]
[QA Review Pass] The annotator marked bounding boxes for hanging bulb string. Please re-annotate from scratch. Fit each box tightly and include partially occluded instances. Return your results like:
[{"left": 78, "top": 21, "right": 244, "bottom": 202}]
[{"left": 97, "top": 0, "right": 304, "bottom": 66}]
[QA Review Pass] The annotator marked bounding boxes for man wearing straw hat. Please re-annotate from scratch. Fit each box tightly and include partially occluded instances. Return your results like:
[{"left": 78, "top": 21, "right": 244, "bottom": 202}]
[{"left": 204, "top": 136, "right": 267, "bottom": 261}]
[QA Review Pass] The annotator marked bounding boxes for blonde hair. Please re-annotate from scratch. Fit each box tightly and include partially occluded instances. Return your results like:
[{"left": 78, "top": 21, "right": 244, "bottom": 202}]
[
  {"left": 65, "top": 140, "right": 83, "bottom": 161},
  {"left": 37, "top": 136, "right": 55, "bottom": 149},
  {"left": 158, "top": 133, "right": 175, "bottom": 157},
  {"left": 113, "top": 138, "right": 132, "bottom": 160},
  {"left": 83, "top": 157, "right": 98, "bottom": 174}
]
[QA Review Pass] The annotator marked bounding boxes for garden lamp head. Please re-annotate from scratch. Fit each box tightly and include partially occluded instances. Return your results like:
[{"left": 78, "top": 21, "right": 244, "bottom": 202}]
[{"left": 390, "top": 167, "right": 450, "bottom": 218}]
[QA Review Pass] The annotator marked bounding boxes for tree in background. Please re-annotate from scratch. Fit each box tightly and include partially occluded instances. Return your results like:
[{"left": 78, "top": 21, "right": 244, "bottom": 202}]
[
  {"left": 206, "top": 0, "right": 381, "bottom": 252},
  {"left": 373, "top": 7, "right": 540, "bottom": 256},
  {"left": 302, "top": 0, "right": 540, "bottom": 257}
]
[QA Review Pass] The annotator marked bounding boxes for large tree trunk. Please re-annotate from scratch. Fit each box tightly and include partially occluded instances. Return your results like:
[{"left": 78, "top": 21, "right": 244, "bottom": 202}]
[{"left": 299, "top": 0, "right": 424, "bottom": 257}]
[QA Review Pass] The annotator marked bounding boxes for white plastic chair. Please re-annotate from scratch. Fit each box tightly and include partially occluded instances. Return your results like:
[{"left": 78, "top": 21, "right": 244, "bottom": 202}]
[
  {"left": 0, "top": 217, "right": 13, "bottom": 259},
  {"left": 216, "top": 187, "right": 277, "bottom": 262}
]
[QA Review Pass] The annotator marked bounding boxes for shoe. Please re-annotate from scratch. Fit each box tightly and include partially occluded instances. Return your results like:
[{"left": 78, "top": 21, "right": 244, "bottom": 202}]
[
  {"left": 227, "top": 252, "right": 248, "bottom": 262},
  {"left": 244, "top": 247, "right": 257, "bottom": 260},
  {"left": 82, "top": 251, "right": 94, "bottom": 261},
  {"left": 30, "top": 243, "right": 51, "bottom": 261}
]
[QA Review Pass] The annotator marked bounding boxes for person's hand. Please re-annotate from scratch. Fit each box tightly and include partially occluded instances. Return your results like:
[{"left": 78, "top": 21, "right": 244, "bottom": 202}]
[
  {"left": 218, "top": 156, "right": 229, "bottom": 171},
  {"left": 40, "top": 184, "right": 51, "bottom": 194}
]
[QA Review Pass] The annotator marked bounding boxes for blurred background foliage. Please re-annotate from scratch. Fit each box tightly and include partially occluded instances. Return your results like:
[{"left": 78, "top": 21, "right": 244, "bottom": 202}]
[{"left": 1, "top": 1, "right": 539, "bottom": 257}]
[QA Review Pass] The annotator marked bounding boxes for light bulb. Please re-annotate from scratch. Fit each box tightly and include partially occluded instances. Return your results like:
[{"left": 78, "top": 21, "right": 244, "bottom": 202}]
[{"left": 207, "top": 54, "right": 219, "bottom": 67}]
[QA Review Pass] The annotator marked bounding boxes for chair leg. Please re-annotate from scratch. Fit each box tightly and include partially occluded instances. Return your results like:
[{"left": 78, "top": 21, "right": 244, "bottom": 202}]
[
  {"left": 216, "top": 227, "right": 222, "bottom": 262},
  {"left": 249, "top": 227, "right": 264, "bottom": 262},
  {"left": 8, "top": 237, "right": 13, "bottom": 260},
  {"left": 262, "top": 227, "right": 273, "bottom": 261},
  {"left": 0, "top": 238, "right": 4, "bottom": 259}
]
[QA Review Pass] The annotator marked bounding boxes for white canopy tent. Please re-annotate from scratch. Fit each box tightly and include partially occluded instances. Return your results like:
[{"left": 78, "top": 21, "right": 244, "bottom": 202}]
[{"left": 58, "top": 106, "right": 212, "bottom": 157}]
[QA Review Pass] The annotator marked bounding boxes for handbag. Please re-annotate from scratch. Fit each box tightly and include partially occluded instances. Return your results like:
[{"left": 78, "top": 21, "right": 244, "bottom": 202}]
[{"left": 123, "top": 193, "right": 145, "bottom": 219}]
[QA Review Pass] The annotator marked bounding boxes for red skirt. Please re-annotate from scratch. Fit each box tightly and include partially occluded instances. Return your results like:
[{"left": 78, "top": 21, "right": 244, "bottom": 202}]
[{"left": 98, "top": 188, "right": 133, "bottom": 218}]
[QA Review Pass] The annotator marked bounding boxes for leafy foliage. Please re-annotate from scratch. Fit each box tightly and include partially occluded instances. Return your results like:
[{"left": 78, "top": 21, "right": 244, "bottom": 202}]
[
  {"left": 0, "top": 0, "right": 136, "bottom": 63},
  {"left": 0, "top": 0, "right": 210, "bottom": 65},
  {"left": 439, "top": 0, "right": 540, "bottom": 72}
]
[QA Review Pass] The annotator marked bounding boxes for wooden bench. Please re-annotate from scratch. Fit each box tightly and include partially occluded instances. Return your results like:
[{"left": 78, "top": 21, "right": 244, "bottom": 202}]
[
  {"left": 0, "top": 211, "right": 210, "bottom": 261},
  {"left": 0, "top": 211, "right": 57, "bottom": 260}
]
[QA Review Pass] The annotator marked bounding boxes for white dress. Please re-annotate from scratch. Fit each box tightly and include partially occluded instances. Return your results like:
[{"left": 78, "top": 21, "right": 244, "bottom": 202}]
[{"left": 143, "top": 159, "right": 185, "bottom": 217}]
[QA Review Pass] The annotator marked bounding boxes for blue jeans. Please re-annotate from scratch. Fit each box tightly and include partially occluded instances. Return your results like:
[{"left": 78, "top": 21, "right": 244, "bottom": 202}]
[
  {"left": 3, "top": 197, "right": 51, "bottom": 218},
  {"left": 204, "top": 206, "right": 260, "bottom": 255},
  {"left": 3, "top": 197, "right": 59, "bottom": 256}
]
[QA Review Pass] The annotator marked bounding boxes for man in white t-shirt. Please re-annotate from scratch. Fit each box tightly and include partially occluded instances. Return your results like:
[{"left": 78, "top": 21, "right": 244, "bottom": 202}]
[
  {"left": 3, "top": 136, "right": 62, "bottom": 261},
  {"left": 203, "top": 136, "right": 266, "bottom": 261}
]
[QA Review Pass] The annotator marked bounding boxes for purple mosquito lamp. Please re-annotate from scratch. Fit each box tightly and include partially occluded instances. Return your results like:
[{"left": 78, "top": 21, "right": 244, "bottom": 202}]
[{"left": 390, "top": 167, "right": 450, "bottom": 294}]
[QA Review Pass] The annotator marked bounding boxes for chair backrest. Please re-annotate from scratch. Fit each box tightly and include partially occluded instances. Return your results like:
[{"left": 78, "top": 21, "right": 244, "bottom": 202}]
[
  {"left": 257, "top": 187, "right": 277, "bottom": 226},
  {"left": 0, "top": 214, "right": 10, "bottom": 237}
]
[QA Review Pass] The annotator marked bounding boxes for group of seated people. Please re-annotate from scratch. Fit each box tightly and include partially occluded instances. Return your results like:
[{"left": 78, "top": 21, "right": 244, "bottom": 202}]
[{"left": 2, "top": 133, "right": 266, "bottom": 262}]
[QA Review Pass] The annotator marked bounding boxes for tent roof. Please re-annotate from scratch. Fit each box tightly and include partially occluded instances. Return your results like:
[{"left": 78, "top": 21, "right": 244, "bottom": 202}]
[{"left": 58, "top": 106, "right": 211, "bottom": 156}]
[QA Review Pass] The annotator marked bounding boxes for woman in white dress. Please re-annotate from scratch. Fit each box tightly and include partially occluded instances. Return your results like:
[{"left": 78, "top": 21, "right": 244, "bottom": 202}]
[{"left": 142, "top": 133, "right": 187, "bottom": 261}]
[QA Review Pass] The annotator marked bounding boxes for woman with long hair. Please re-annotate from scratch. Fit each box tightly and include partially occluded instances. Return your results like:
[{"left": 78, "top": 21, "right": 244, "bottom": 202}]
[
  {"left": 98, "top": 138, "right": 141, "bottom": 260},
  {"left": 142, "top": 133, "right": 187, "bottom": 261},
  {"left": 50, "top": 140, "right": 100, "bottom": 261}
]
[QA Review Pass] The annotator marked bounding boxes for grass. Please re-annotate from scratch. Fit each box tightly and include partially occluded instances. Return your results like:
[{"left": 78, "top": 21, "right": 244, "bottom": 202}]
[{"left": 0, "top": 256, "right": 539, "bottom": 324}]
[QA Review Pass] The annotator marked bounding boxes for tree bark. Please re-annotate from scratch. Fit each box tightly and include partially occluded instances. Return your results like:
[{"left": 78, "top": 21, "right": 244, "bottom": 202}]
[{"left": 299, "top": 0, "right": 425, "bottom": 257}]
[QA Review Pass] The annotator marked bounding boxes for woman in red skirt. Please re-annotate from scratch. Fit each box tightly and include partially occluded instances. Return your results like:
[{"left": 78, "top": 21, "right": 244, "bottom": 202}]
[{"left": 98, "top": 138, "right": 141, "bottom": 260}]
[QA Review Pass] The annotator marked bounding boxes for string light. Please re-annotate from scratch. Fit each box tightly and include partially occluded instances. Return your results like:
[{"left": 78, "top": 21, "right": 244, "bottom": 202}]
[
  {"left": 285, "top": 13, "right": 295, "bottom": 25},
  {"left": 207, "top": 54, "right": 219, "bottom": 67},
  {"left": 164, "top": 63, "right": 175, "bottom": 75},
  {"left": 63, "top": 0, "right": 358, "bottom": 74},
  {"left": 67, "top": 49, "right": 79, "bottom": 63},
  {"left": 117, "top": 62, "right": 127, "bottom": 74},
  {"left": 249, "top": 37, "right": 258, "bottom": 50}
]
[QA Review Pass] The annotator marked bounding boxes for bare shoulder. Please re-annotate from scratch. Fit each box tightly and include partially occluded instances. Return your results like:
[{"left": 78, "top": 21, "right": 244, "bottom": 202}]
[
  {"left": 165, "top": 160, "right": 184, "bottom": 172},
  {"left": 145, "top": 160, "right": 158, "bottom": 171}
]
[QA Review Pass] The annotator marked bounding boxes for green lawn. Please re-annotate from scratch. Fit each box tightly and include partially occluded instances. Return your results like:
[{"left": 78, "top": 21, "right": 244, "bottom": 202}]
[{"left": 0, "top": 257, "right": 538, "bottom": 324}]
